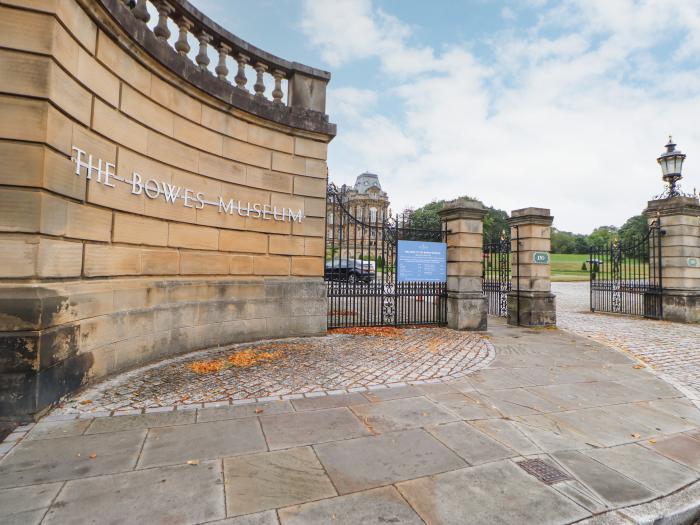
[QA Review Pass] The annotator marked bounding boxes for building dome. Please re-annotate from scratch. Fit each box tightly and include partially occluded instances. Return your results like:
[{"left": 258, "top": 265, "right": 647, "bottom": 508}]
[{"left": 354, "top": 172, "right": 382, "bottom": 194}]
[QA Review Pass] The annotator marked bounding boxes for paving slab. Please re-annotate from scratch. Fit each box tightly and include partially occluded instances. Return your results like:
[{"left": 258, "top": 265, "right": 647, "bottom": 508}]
[
  {"left": 85, "top": 410, "right": 196, "bottom": 434},
  {"left": 430, "top": 392, "right": 503, "bottom": 420},
  {"left": 584, "top": 443, "right": 698, "bottom": 494},
  {"left": 648, "top": 399, "right": 700, "bottom": 426},
  {"left": 207, "top": 511, "right": 279, "bottom": 525},
  {"left": 527, "top": 381, "right": 643, "bottom": 411},
  {"left": 469, "top": 418, "right": 542, "bottom": 455},
  {"left": 24, "top": 419, "right": 92, "bottom": 441},
  {"left": 42, "top": 460, "right": 225, "bottom": 524},
  {"left": 349, "top": 396, "right": 457, "bottom": 433},
  {"left": 467, "top": 368, "right": 538, "bottom": 390},
  {"left": 601, "top": 402, "right": 695, "bottom": 435},
  {"left": 427, "top": 421, "right": 515, "bottom": 464},
  {"left": 553, "top": 479, "right": 610, "bottom": 514},
  {"left": 290, "top": 393, "right": 368, "bottom": 411},
  {"left": 362, "top": 385, "right": 422, "bottom": 402},
  {"left": 0, "top": 430, "right": 145, "bottom": 489},
  {"left": 260, "top": 407, "right": 370, "bottom": 450},
  {"left": 552, "top": 450, "right": 656, "bottom": 507},
  {"left": 618, "top": 378, "right": 684, "bottom": 400},
  {"left": 223, "top": 447, "right": 336, "bottom": 516},
  {"left": 138, "top": 418, "right": 267, "bottom": 468},
  {"left": 553, "top": 407, "right": 650, "bottom": 447},
  {"left": 197, "top": 401, "right": 293, "bottom": 423},
  {"left": 277, "top": 486, "right": 423, "bottom": 525},
  {"left": 396, "top": 460, "right": 590, "bottom": 525},
  {"left": 0, "top": 482, "right": 62, "bottom": 525},
  {"left": 476, "top": 388, "right": 561, "bottom": 416},
  {"left": 514, "top": 414, "right": 600, "bottom": 452},
  {"left": 643, "top": 434, "right": 700, "bottom": 470},
  {"left": 314, "top": 428, "right": 465, "bottom": 494}
]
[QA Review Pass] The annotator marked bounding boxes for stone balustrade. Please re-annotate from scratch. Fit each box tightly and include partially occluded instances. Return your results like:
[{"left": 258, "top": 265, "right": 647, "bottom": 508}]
[{"left": 103, "top": 0, "right": 334, "bottom": 134}]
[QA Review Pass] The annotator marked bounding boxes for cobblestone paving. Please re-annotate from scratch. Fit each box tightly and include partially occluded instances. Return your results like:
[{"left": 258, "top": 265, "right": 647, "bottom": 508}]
[
  {"left": 56, "top": 328, "right": 494, "bottom": 415},
  {"left": 555, "top": 282, "right": 700, "bottom": 404}
]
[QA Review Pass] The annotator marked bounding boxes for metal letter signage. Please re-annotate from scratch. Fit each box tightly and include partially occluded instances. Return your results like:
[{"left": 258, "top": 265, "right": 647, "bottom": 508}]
[
  {"left": 533, "top": 252, "right": 550, "bottom": 264},
  {"left": 397, "top": 240, "right": 447, "bottom": 282},
  {"left": 71, "top": 146, "right": 304, "bottom": 222}
]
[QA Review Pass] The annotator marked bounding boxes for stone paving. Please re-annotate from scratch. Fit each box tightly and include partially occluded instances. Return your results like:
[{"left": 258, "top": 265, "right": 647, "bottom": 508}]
[
  {"left": 555, "top": 282, "right": 700, "bottom": 405},
  {"left": 53, "top": 328, "right": 494, "bottom": 415},
  {"left": 2, "top": 321, "right": 700, "bottom": 524}
]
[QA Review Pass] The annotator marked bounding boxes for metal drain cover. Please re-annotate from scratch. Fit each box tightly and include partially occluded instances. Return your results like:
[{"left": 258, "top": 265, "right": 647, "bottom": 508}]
[{"left": 517, "top": 459, "right": 571, "bottom": 485}]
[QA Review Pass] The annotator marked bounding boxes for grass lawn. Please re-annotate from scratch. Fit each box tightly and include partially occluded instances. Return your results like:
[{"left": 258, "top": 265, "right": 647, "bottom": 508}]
[{"left": 551, "top": 253, "right": 590, "bottom": 282}]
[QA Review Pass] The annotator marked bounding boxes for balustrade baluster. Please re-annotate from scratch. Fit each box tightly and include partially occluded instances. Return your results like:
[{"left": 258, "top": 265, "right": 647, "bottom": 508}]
[
  {"left": 174, "top": 18, "right": 192, "bottom": 56},
  {"left": 153, "top": 1, "right": 173, "bottom": 41},
  {"left": 216, "top": 44, "right": 231, "bottom": 81},
  {"left": 196, "top": 31, "right": 212, "bottom": 71},
  {"left": 272, "top": 70, "right": 284, "bottom": 104},
  {"left": 234, "top": 54, "right": 250, "bottom": 91},
  {"left": 254, "top": 62, "right": 268, "bottom": 99},
  {"left": 132, "top": 0, "right": 150, "bottom": 22}
]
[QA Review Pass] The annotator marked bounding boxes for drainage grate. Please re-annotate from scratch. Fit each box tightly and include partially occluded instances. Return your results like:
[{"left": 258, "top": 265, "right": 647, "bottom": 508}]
[{"left": 517, "top": 459, "right": 572, "bottom": 485}]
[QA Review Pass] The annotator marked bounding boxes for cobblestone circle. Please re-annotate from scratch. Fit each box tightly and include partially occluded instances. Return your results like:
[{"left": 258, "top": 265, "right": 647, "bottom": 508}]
[
  {"left": 56, "top": 328, "right": 494, "bottom": 415},
  {"left": 555, "top": 282, "right": 700, "bottom": 405}
]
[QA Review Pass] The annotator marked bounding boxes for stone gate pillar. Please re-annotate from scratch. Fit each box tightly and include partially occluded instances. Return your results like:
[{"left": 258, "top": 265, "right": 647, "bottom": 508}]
[
  {"left": 507, "top": 208, "right": 556, "bottom": 326},
  {"left": 438, "top": 199, "right": 488, "bottom": 330},
  {"left": 644, "top": 196, "right": 700, "bottom": 323}
]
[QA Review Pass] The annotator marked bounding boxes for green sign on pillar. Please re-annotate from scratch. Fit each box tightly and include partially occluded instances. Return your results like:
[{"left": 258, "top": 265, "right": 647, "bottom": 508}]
[
  {"left": 689, "top": 257, "right": 699, "bottom": 268},
  {"left": 533, "top": 252, "right": 550, "bottom": 264}
]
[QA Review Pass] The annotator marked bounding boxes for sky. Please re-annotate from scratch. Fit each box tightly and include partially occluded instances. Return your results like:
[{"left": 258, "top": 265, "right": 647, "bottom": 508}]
[{"left": 189, "top": 0, "right": 700, "bottom": 234}]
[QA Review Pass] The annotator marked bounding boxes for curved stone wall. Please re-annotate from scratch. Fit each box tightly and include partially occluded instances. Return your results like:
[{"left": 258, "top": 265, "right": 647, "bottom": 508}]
[{"left": 0, "top": 0, "right": 335, "bottom": 420}]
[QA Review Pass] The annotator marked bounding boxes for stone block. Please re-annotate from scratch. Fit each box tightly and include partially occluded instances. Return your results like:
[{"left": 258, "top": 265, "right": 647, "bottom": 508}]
[
  {"left": 294, "top": 137, "right": 327, "bottom": 160},
  {"left": 93, "top": 99, "right": 148, "bottom": 154},
  {"left": 149, "top": 75, "right": 201, "bottom": 123},
  {"left": 180, "top": 252, "right": 230, "bottom": 275},
  {"left": 446, "top": 292, "right": 487, "bottom": 330},
  {"left": 446, "top": 262, "right": 482, "bottom": 277},
  {"left": 39, "top": 192, "right": 68, "bottom": 236},
  {"left": 293, "top": 175, "right": 326, "bottom": 197},
  {"left": 511, "top": 224, "right": 551, "bottom": 238},
  {"left": 223, "top": 137, "right": 271, "bottom": 169},
  {"left": 304, "top": 237, "right": 325, "bottom": 256},
  {"left": 447, "top": 276, "right": 482, "bottom": 293},
  {"left": 304, "top": 197, "right": 326, "bottom": 217},
  {"left": 141, "top": 248, "right": 179, "bottom": 275},
  {"left": 246, "top": 216, "right": 292, "bottom": 235},
  {"left": 661, "top": 292, "right": 700, "bottom": 323},
  {"left": 508, "top": 291, "right": 556, "bottom": 327},
  {"left": 168, "top": 223, "right": 218, "bottom": 250},
  {"left": 229, "top": 255, "right": 254, "bottom": 275},
  {"left": 146, "top": 129, "right": 198, "bottom": 173},
  {"left": 272, "top": 151, "right": 306, "bottom": 175},
  {"left": 0, "top": 235, "right": 38, "bottom": 277},
  {"left": 0, "top": 95, "right": 47, "bottom": 145},
  {"left": 0, "top": 187, "right": 42, "bottom": 233},
  {"left": 291, "top": 256, "right": 323, "bottom": 276},
  {"left": 173, "top": 115, "right": 223, "bottom": 155},
  {"left": 248, "top": 124, "right": 294, "bottom": 153},
  {"left": 0, "top": 6, "right": 55, "bottom": 56},
  {"left": 145, "top": 189, "right": 197, "bottom": 223},
  {"left": 246, "top": 167, "right": 293, "bottom": 193},
  {"left": 446, "top": 232, "right": 482, "bottom": 248},
  {"left": 269, "top": 235, "right": 304, "bottom": 255},
  {"left": 219, "top": 230, "right": 268, "bottom": 253},
  {"left": 37, "top": 238, "right": 83, "bottom": 277},
  {"left": 76, "top": 46, "right": 119, "bottom": 107},
  {"left": 446, "top": 247, "right": 482, "bottom": 262},
  {"left": 45, "top": 104, "right": 73, "bottom": 154},
  {"left": 72, "top": 124, "right": 117, "bottom": 167},
  {"left": 65, "top": 202, "right": 112, "bottom": 242},
  {"left": 200, "top": 104, "right": 246, "bottom": 139},
  {"left": 120, "top": 84, "right": 174, "bottom": 136},
  {"left": 253, "top": 256, "right": 290, "bottom": 275},
  {"left": 270, "top": 192, "right": 305, "bottom": 213},
  {"left": 198, "top": 151, "right": 246, "bottom": 185},
  {"left": 113, "top": 212, "right": 168, "bottom": 246},
  {"left": 292, "top": 217, "right": 325, "bottom": 237},
  {"left": 84, "top": 244, "right": 141, "bottom": 276}
]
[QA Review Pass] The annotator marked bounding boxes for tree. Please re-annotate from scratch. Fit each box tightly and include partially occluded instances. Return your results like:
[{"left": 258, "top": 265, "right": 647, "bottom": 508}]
[
  {"left": 619, "top": 215, "right": 648, "bottom": 246},
  {"left": 588, "top": 226, "right": 618, "bottom": 248}
]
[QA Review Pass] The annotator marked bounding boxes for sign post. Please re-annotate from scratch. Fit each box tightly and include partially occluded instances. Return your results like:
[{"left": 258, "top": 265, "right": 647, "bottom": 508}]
[{"left": 397, "top": 241, "right": 447, "bottom": 282}]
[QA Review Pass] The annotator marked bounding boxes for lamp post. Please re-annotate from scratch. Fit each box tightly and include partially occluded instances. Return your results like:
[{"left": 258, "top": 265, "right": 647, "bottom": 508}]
[{"left": 656, "top": 136, "right": 686, "bottom": 198}]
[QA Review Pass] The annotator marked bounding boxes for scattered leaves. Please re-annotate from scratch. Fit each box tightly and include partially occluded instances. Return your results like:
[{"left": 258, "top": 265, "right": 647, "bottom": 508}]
[
  {"left": 79, "top": 400, "right": 93, "bottom": 405},
  {"left": 633, "top": 364, "right": 646, "bottom": 369},
  {"left": 187, "top": 459, "right": 200, "bottom": 465},
  {"left": 190, "top": 360, "right": 227, "bottom": 374},
  {"left": 331, "top": 327, "right": 405, "bottom": 337},
  {"left": 227, "top": 349, "right": 283, "bottom": 368}
]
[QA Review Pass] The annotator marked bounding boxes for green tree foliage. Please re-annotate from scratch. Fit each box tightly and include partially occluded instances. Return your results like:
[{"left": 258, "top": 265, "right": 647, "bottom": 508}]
[
  {"left": 619, "top": 215, "right": 648, "bottom": 246},
  {"left": 407, "top": 196, "right": 509, "bottom": 243},
  {"left": 551, "top": 228, "right": 590, "bottom": 254},
  {"left": 588, "top": 225, "right": 618, "bottom": 248}
]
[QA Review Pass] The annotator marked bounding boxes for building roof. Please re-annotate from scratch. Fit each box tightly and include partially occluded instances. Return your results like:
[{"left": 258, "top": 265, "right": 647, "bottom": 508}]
[{"left": 354, "top": 172, "right": 382, "bottom": 194}]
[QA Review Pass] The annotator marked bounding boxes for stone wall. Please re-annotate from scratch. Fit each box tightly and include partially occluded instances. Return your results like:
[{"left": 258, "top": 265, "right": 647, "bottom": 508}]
[{"left": 0, "top": 0, "right": 335, "bottom": 420}]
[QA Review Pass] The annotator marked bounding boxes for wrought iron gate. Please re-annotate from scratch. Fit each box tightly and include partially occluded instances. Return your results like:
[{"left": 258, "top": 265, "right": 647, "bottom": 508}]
[
  {"left": 482, "top": 228, "right": 519, "bottom": 320},
  {"left": 325, "top": 184, "right": 447, "bottom": 328},
  {"left": 590, "top": 220, "right": 664, "bottom": 318}
]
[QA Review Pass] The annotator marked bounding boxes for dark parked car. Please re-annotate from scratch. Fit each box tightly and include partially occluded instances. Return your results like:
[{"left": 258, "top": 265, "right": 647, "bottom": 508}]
[{"left": 325, "top": 258, "right": 376, "bottom": 283}]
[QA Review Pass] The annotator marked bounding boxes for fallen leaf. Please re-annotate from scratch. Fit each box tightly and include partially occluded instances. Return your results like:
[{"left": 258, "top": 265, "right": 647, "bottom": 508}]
[
  {"left": 89, "top": 453, "right": 97, "bottom": 459},
  {"left": 631, "top": 433, "right": 640, "bottom": 438},
  {"left": 187, "top": 459, "right": 200, "bottom": 465},
  {"left": 254, "top": 408, "right": 264, "bottom": 414},
  {"left": 79, "top": 400, "right": 93, "bottom": 405},
  {"left": 633, "top": 364, "right": 645, "bottom": 369},
  {"left": 648, "top": 439, "right": 657, "bottom": 444}
]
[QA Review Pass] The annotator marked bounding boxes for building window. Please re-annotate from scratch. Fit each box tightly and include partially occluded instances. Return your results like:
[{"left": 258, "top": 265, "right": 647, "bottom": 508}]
[
  {"left": 328, "top": 212, "right": 333, "bottom": 225},
  {"left": 356, "top": 207, "right": 363, "bottom": 220},
  {"left": 370, "top": 207, "right": 377, "bottom": 222}
]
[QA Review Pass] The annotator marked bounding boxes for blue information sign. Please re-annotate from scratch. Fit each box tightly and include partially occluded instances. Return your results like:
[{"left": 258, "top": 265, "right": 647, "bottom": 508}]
[{"left": 397, "top": 240, "right": 447, "bottom": 282}]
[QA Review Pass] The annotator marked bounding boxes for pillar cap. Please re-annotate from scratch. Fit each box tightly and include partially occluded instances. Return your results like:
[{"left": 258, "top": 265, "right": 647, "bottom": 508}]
[
  {"left": 508, "top": 207, "right": 553, "bottom": 226},
  {"left": 645, "top": 195, "right": 700, "bottom": 218},
  {"left": 438, "top": 198, "right": 487, "bottom": 220}
]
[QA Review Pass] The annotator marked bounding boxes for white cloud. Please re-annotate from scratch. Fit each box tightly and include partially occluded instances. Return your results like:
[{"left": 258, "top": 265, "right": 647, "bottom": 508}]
[{"left": 303, "top": 0, "right": 700, "bottom": 232}]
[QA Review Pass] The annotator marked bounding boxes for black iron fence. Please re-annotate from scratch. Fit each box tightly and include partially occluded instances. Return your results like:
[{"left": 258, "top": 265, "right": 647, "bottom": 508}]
[
  {"left": 325, "top": 185, "right": 447, "bottom": 328},
  {"left": 589, "top": 220, "right": 664, "bottom": 319}
]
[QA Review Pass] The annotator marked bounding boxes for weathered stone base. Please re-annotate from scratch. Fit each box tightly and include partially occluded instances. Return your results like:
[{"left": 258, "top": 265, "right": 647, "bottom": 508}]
[
  {"left": 507, "top": 291, "right": 556, "bottom": 327},
  {"left": 446, "top": 292, "right": 487, "bottom": 331},
  {"left": 0, "top": 277, "right": 326, "bottom": 422},
  {"left": 662, "top": 290, "right": 700, "bottom": 324}
]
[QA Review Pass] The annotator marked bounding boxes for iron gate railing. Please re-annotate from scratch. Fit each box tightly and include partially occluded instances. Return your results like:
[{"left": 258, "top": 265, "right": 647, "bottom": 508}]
[
  {"left": 325, "top": 184, "right": 447, "bottom": 328},
  {"left": 590, "top": 220, "right": 664, "bottom": 319},
  {"left": 482, "top": 227, "right": 519, "bottom": 322}
]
